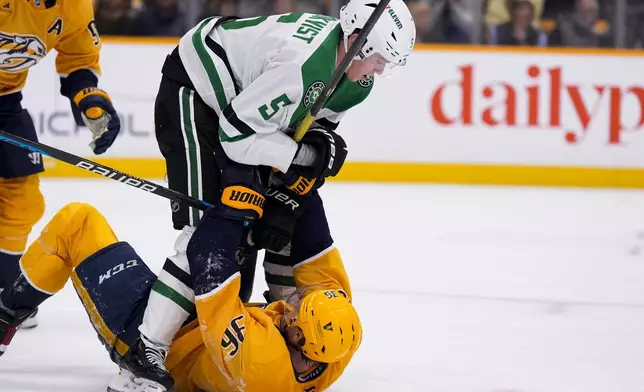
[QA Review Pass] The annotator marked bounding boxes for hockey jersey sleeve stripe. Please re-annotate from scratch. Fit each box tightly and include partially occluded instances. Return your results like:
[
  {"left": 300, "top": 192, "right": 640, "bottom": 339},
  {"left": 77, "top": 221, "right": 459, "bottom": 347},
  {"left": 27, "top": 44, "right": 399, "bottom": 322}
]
[
  {"left": 191, "top": 21, "right": 228, "bottom": 111},
  {"left": 220, "top": 16, "right": 268, "bottom": 30},
  {"left": 222, "top": 104, "right": 256, "bottom": 136},
  {"left": 218, "top": 125, "right": 249, "bottom": 142},
  {"left": 179, "top": 18, "right": 236, "bottom": 114},
  {"left": 205, "top": 36, "right": 240, "bottom": 95}
]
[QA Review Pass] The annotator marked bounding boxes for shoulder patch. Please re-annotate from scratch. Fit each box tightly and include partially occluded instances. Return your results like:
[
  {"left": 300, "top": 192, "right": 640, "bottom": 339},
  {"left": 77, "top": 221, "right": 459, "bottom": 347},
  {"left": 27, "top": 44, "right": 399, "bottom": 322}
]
[
  {"left": 304, "top": 81, "right": 325, "bottom": 108},
  {"left": 358, "top": 76, "right": 374, "bottom": 88}
]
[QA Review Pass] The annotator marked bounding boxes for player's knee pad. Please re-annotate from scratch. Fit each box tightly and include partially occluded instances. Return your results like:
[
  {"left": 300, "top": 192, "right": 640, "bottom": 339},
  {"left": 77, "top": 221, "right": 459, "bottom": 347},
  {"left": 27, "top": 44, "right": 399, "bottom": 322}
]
[{"left": 0, "top": 175, "right": 45, "bottom": 253}]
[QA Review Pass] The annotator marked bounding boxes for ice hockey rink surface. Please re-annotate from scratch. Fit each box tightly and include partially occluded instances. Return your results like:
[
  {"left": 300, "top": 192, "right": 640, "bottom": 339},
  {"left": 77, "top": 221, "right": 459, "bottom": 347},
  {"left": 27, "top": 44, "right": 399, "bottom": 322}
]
[{"left": 2, "top": 179, "right": 644, "bottom": 392}]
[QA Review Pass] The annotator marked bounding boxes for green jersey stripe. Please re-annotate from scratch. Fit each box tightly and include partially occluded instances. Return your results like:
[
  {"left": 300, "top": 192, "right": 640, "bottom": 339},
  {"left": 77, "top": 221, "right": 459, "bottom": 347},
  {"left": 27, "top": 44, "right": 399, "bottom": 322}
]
[
  {"left": 151, "top": 280, "right": 195, "bottom": 314},
  {"left": 192, "top": 18, "right": 229, "bottom": 111}
]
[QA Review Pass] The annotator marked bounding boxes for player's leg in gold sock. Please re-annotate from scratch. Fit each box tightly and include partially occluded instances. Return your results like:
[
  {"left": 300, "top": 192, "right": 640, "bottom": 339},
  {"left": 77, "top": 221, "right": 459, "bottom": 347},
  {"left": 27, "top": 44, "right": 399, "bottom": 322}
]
[{"left": 0, "top": 175, "right": 45, "bottom": 290}]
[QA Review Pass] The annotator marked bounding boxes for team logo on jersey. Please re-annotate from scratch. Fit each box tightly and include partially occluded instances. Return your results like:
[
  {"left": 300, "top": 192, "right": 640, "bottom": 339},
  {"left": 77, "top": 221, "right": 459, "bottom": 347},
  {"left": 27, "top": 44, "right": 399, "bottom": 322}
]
[
  {"left": 358, "top": 75, "right": 374, "bottom": 88},
  {"left": 304, "top": 81, "right": 325, "bottom": 108},
  {"left": 0, "top": 32, "right": 46, "bottom": 72}
]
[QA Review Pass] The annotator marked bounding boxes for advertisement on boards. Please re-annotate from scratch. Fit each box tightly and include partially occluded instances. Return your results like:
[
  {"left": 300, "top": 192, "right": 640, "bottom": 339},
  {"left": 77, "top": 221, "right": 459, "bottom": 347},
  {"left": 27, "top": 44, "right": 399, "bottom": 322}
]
[
  {"left": 341, "top": 49, "right": 644, "bottom": 168},
  {"left": 21, "top": 42, "right": 172, "bottom": 158},
  {"left": 15, "top": 42, "right": 644, "bottom": 184}
]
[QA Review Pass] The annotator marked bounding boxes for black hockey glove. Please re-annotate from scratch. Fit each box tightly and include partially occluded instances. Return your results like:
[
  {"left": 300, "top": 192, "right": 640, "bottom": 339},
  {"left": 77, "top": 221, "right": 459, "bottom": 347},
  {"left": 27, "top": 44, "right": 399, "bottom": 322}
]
[
  {"left": 294, "top": 127, "right": 348, "bottom": 180},
  {"left": 247, "top": 185, "right": 309, "bottom": 253}
]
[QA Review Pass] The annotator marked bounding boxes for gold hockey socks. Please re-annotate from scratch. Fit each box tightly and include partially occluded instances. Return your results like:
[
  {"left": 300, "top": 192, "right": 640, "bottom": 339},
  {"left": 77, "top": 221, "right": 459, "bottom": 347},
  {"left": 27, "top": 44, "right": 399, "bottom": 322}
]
[{"left": 0, "top": 175, "right": 45, "bottom": 288}]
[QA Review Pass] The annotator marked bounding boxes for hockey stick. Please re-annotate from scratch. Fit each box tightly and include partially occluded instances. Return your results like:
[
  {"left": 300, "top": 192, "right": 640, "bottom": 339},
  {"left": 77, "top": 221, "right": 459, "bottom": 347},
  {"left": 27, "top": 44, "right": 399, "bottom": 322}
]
[
  {"left": 293, "top": 0, "right": 391, "bottom": 142},
  {"left": 0, "top": 131, "right": 212, "bottom": 211}
]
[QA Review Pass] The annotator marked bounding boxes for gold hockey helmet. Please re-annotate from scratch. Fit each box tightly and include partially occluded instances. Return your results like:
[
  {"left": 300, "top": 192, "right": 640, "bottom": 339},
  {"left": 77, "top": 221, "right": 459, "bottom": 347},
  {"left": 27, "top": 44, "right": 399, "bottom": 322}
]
[{"left": 286, "top": 288, "right": 362, "bottom": 363}]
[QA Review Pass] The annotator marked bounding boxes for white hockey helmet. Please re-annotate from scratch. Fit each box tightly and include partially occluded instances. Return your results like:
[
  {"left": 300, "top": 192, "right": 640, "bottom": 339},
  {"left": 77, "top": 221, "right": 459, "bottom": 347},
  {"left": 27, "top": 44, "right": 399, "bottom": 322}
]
[{"left": 340, "top": 0, "right": 416, "bottom": 67}]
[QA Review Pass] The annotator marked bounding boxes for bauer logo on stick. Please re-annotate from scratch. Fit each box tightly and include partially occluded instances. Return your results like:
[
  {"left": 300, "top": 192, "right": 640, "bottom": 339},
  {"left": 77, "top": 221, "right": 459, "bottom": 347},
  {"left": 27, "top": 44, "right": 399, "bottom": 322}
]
[{"left": 76, "top": 161, "right": 159, "bottom": 193}]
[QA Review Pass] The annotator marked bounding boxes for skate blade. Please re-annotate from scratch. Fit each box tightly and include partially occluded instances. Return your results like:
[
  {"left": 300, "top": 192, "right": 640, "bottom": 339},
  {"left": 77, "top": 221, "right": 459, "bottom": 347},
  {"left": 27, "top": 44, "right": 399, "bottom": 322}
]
[
  {"left": 107, "top": 369, "right": 167, "bottom": 392},
  {"left": 18, "top": 311, "right": 38, "bottom": 329}
]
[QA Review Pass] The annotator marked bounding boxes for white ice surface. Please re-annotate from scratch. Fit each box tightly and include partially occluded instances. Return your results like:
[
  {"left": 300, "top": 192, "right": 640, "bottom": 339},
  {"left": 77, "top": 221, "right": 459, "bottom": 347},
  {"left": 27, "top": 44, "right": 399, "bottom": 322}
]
[{"left": 2, "top": 180, "right": 644, "bottom": 392}]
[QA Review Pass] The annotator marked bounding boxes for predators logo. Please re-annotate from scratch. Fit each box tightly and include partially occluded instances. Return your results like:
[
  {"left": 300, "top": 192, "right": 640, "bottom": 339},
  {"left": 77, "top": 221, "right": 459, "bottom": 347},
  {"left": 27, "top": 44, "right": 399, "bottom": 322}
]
[{"left": 0, "top": 32, "right": 46, "bottom": 72}]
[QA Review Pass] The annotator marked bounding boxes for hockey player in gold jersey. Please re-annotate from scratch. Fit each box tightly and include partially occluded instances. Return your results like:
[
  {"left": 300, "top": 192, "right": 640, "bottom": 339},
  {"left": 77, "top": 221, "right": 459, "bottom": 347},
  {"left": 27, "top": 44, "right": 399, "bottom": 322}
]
[
  {"left": 0, "top": 201, "right": 362, "bottom": 392},
  {"left": 0, "top": 0, "right": 121, "bottom": 323}
]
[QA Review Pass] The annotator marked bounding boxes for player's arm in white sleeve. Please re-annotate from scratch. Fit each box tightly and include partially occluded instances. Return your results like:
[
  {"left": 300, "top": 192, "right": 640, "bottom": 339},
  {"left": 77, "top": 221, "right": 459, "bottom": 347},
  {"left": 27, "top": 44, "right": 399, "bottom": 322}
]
[{"left": 218, "top": 64, "right": 304, "bottom": 173}]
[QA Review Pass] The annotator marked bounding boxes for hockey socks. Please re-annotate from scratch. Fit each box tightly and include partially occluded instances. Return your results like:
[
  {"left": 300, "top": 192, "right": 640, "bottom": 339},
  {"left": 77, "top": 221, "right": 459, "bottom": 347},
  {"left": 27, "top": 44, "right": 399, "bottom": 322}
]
[
  {"left": 0, "top": 273, "right": 50, "bottom": 312},
  {"left": 0, "top": 175, "right": 46, "bottom": 289},
  {"left": 0, "top": 274, "right": 42, "bottom": 357},
  {"left": 0, "top": 251, "right": 21, "bottom": 289},
  {"left": 140, "top": 227, "right": 195, "bottom": 348}
]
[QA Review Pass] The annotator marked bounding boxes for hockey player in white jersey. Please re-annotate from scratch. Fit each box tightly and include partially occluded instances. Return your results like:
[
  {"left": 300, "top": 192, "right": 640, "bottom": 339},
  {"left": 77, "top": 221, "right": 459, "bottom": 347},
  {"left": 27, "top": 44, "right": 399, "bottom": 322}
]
[{"left": 115, "top": 1, "right": 416, "bottom": 390}]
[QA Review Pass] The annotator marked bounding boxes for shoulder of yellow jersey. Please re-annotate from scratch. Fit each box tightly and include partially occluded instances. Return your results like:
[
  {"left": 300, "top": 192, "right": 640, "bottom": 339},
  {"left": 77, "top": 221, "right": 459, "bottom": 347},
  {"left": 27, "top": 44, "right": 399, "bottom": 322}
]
[{"left": 58, "top": 0, "right": 96, "bottom": 29}]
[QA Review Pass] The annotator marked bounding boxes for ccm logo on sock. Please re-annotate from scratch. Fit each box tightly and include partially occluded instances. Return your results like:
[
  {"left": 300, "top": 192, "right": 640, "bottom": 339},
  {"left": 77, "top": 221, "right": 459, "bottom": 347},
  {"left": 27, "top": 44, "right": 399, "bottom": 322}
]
[{"left": 99, "top": 259, "right": 140, "bottom": 284}]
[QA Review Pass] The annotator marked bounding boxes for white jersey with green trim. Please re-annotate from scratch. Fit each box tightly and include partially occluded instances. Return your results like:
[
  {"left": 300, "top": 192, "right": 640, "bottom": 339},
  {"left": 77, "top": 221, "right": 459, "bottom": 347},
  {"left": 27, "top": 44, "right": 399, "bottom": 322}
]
[{"left": 177, "top": 13, "right": 374, "bottom": 173}]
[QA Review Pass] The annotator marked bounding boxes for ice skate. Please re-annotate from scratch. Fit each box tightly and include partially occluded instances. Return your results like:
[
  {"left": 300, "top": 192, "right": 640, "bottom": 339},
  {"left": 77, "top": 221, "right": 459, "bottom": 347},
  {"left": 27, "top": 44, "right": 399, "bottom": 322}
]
[
  {"left": 107, "top": 368, "right": 167, "bottom": 392},
  {"left": 0, "top": 298, "right": 36, "bottom": 357},
  {"left": 117, "top": 334, "right": 174, "bottom": 391}
]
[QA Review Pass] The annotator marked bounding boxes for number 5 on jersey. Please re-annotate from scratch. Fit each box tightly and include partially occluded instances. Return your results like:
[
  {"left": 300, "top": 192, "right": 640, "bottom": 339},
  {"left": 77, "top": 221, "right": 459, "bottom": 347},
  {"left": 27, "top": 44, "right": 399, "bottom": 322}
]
[
  {"left": 221, "top": 315, "right": 246, "bottom": 358},
  {"left": 259, "top": 94, "right": 292, "bottom": 120}
]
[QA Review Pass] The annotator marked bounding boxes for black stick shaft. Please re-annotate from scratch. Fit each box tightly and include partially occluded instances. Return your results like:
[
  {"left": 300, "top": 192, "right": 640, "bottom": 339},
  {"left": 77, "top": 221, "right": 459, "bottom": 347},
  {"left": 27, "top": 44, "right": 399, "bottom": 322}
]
[{"left": 0, "top": 131, "right": 212, "bottom": 211}]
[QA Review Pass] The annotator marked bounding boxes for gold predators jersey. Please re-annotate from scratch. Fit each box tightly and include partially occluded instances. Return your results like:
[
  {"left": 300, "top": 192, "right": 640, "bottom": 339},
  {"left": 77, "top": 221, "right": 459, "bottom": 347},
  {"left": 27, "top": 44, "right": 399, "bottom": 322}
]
[
  {"left": 0, "top": 0, "right": 101, "bottom": 95},
  {"left": 166, "top": 246, "right": 358, "bottom": 392}
]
